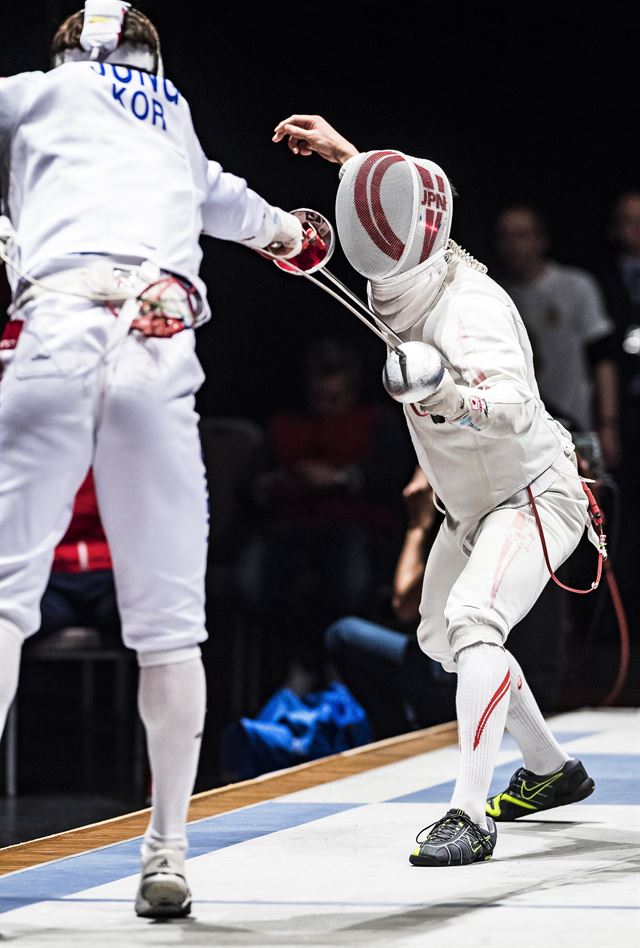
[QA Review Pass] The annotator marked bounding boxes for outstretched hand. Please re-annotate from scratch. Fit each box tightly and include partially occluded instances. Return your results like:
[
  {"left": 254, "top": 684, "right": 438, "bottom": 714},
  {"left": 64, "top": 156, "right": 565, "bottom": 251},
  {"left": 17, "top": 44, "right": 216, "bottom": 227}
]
[{"left": 272, "top": 114, "right": 359, "bottom": 165}]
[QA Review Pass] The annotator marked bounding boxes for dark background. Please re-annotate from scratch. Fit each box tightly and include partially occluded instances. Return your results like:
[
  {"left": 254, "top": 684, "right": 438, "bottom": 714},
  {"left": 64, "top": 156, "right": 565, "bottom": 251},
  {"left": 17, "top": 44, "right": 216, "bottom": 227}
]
[
  {"left": 1, "top": 2, "right": 638, "bottom": 834},
  {"left": 2, "top": 2, "right": 638, "bottom": 419}
]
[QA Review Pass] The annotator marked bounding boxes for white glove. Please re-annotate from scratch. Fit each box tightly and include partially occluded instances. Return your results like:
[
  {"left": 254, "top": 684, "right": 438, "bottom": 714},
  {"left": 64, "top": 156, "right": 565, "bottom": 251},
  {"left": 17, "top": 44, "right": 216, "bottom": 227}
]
[
  {"left": 265, "top": 208, "right": 303, "bottom": 259},
  {"left": 415, "top": 368, "right": 466, "bottom": 419}
]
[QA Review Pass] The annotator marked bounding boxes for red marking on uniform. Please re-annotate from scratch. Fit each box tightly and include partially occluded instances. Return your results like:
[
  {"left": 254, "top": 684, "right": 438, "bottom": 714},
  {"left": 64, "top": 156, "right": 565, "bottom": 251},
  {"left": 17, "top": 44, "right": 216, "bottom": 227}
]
[
  {"left": 455, "top": 318, "right": 488, "bottom": 386},
  {"left": 489, "top": 510, "right": 529, "bottom": 607},
  {"left": 517, "top": 676, "right": 523, "bottom": 690},
  {"left": 473, "top": 671, "right": 511, "bottom": 749},
  {"left": 0, "top": 319, "right": 23, "bottom": 350}
]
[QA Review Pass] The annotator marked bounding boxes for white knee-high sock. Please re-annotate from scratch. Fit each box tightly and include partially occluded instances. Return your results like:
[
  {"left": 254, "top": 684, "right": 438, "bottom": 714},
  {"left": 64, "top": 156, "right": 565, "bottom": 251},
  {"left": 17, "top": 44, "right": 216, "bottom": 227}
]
[
  {"left": 138, "top": 657, "right": 206, "bottom": 854},
  {"left": 504, "top": 651, "right": 569, "bottom": 775},
  {"left": 450, "top": 642, "right": 511, "bottom": 829},
  {"left": 0, "top": 621, "right": 23, "bottom": 735}
]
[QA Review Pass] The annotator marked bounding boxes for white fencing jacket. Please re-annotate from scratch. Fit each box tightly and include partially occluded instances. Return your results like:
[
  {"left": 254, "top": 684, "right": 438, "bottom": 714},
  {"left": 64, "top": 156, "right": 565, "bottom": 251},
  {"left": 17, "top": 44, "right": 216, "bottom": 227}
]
[
  {"left": 385, "top": 254, "right": 576, "bottom": 525},
  {"left": 0, "top": 62, "right": 280, "bottom": 320}
]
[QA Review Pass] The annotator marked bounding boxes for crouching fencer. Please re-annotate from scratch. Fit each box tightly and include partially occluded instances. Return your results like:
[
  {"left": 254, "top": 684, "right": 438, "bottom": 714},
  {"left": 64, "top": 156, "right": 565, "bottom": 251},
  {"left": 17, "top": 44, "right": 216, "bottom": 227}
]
[
  {"left": 0, "top": 3, "right": 303, "bottom": 918},
  {"left": 273, "top": 115, "right": 597, "bottom": 866}
]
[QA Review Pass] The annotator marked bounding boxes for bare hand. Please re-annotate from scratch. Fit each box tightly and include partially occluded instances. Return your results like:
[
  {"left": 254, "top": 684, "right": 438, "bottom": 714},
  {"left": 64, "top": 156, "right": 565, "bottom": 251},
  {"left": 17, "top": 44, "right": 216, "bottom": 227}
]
[{"left": 272, "top": 114, "right": 359, "bottom": 165}]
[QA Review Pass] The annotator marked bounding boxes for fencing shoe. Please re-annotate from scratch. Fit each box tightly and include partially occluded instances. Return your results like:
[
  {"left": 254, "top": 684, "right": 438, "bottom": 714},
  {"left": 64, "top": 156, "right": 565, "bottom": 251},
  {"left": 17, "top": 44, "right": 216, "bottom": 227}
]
[
  {"left": 135, "top": 847, "right": 191, "bottom": 918},
  {"left": 409, "top": 809, "right": 497, "bottom": 866},
  {"left": 486, "top": 758, "right": 595, "bottom": 821}
]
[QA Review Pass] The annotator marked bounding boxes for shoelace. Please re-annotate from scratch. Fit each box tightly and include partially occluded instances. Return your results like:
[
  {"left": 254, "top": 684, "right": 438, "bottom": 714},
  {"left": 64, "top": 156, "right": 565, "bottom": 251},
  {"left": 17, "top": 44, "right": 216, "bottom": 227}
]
[
  {"left": 415, "top": 810, "right": 489, "bottom": 848},
  {"left": 509, "top": 767, "right": 528, "bottom": 789}
]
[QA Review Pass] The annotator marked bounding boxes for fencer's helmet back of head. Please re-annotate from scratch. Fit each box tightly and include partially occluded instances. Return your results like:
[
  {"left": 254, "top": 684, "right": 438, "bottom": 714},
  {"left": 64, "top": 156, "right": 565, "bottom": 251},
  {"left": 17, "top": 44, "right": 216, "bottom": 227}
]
[
  {"left": 336, "top": 150, "right": 453, "bottom": 280},
  {"left": 52, "top": 1, "right": 163, "bottom": 76}
]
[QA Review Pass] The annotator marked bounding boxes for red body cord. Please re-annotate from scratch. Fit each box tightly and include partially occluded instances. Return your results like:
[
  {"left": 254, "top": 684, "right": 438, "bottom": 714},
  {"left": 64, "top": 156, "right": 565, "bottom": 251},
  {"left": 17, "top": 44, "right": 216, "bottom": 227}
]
[
  {"left": 526, "top": 482, "right": 605, "bottom": 594},
  {"left": 527, "top": 479, "right": 629, "bottom": 705}
]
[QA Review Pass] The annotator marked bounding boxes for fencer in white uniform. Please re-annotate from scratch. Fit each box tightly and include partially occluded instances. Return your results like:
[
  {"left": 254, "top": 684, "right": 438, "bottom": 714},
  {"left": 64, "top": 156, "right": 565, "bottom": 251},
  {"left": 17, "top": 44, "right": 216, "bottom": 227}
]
[
  {"left": 273, "top": 115, "right": 598, "bottom": 865},
  {"left": 0, "top": 4, "right": 302, "bottom": 918}
]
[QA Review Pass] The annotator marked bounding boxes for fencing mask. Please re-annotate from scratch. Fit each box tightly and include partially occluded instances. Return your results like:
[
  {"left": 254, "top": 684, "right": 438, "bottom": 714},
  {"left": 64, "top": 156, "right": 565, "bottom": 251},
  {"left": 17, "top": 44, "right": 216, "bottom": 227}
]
[
  {"left": 52, "top": 2, "right": 163, "bottom": 76},
  {"left": 335, "top": 150, "right": 453, "bottom": 281}
]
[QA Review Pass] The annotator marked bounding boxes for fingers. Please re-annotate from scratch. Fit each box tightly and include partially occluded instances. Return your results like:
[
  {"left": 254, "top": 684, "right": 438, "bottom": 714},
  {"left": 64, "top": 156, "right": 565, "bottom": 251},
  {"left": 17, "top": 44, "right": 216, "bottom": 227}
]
[
  {"left": 275, "top": 123, "right": 318, "bottom": 156},
  {"left": 272, "top": 114, "right": 318, "bottom": 140}
]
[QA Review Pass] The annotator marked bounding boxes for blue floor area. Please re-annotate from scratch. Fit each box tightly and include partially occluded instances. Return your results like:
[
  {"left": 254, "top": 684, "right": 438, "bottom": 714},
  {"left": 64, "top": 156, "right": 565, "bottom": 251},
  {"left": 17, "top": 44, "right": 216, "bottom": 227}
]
[
  {"left": 388, "top": 753, "right": 640, "bottom": 805},
  {"left": 0, "top": 801, "right": 359, "bottom": 915}
]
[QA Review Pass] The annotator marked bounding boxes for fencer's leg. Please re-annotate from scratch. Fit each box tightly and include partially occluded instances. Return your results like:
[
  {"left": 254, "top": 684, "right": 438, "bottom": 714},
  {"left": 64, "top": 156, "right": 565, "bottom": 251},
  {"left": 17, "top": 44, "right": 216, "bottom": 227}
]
[
  {"left": 92, "top": 332, "right": 208, "bottom": 658},
  {"left": 0, "top": 620, "right": 23, "bottom": 735},
  {"left": 137, "top": 649, "right": 206, "bottom": 853},
  {"left": 504, "top": 650, "right": 569, "bottom": 774},
  {"left": 0, "top": 310, "right": 96, "bottom": 684},
  {"left": 415, "top": 522, "right": 467, "bottom": 671},
  {"left": 443, "top": 474, "right": 591, "bottom": 828},
  {"left": 449, "top": 642, "right": 510, "bottom": 828},
  {"left": 92, "top": 332, "right": 208, "bottom": 917}
]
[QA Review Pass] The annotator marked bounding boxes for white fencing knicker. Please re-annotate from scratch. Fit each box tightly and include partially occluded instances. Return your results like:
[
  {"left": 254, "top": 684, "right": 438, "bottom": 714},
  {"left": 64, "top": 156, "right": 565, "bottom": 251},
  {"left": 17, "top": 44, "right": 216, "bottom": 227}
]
[{"left": 0, "top": 262, "right": 209, "bottom": 658}]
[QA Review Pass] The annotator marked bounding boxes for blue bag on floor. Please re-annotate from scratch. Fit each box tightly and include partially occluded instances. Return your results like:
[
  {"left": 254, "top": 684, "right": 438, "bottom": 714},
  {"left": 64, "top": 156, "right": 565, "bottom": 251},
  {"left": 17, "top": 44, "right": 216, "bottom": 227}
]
[{"left": 222, "top": 682, "right": 373, "bottom": 780}]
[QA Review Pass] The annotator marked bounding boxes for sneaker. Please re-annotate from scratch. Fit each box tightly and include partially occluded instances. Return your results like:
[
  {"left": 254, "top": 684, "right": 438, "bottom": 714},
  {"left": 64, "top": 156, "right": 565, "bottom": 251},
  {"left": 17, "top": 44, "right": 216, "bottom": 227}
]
[
  {"left": 135, "top": 848, "right": 192, "bottom": 919},
  {"left": 486, "top": 758, "right": 595, "bottom": 821},
  {"left": 409, "top": 809, "right": 497, "bottom": 866}
]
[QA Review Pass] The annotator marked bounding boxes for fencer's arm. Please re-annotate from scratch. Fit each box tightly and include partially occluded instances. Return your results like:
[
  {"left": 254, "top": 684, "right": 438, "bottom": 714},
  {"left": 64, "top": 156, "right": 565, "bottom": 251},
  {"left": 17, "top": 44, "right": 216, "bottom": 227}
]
[
  {"left": 201, "top": 161, "right": 302, "bottom": 257},
  {"left": 272, "top": 114, "right": 359, "bottom": 164},
  {"left": 416, "top": 306, "right": 542, "bottom": 438},
  {"left": 417, "top": 371, "right": 540, "bottom": 437}
]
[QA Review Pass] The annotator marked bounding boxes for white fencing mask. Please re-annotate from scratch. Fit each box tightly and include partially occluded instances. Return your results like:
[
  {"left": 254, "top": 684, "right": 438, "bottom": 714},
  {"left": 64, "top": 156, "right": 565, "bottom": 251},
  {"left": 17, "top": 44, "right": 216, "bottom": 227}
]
[{"left": 335, "top": 150, "right": 453, "bottom": 281}]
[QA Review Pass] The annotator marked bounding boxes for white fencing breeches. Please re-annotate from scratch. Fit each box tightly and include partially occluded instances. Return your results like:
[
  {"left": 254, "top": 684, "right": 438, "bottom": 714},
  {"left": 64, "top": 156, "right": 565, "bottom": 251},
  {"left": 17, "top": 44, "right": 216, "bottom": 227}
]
[
  {"left": 417, "top": 459, "right": 590, "bottom": 672},
  {"left": 0, "top": 298, "right": 208, "bottom": 655}
]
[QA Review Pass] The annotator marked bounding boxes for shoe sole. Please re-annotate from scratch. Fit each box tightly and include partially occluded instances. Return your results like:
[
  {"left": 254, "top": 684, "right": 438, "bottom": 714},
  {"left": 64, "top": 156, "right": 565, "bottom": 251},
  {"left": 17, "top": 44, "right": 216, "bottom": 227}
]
[
  {"left": 135, "top": 877, "right": 191, "bottom": 919},
  {"left": 493, "top": 775, "right": 596, "bottom": 822},
  {"left": 409, "top": 853, "right": 493, "bottom": 867}
]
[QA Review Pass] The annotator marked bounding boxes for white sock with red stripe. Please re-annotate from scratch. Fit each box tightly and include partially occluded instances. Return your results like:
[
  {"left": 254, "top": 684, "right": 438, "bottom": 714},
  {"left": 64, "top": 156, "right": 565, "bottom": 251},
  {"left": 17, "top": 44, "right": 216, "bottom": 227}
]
[
  {"left": 449, "top": 642, "right": 510, "bottom": 829},
  {"left": 504, "top": 651, "right": 569, "bottom": 775}
]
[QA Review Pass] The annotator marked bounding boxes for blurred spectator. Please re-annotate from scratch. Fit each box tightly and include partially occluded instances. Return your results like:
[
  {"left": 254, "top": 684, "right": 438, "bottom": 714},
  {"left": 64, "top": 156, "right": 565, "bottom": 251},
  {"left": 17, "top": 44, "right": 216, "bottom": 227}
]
[
  {"left": 596, "top": 191, "right": 640, "bottom": 645},
  {"left": 598, "top": 191, "right": 640, "bottom": 442},
  {"left": 496, "top": 205, "right": 620, "bottom": 469},
  {"left": 37, "top": 470, "right": 120, "bottom": 640},
  {"left": 325, "top": 466, "right": 455, "bottom": 739},
  {"left": 237, "top": 336, "right": 414, "bottom": 687}
]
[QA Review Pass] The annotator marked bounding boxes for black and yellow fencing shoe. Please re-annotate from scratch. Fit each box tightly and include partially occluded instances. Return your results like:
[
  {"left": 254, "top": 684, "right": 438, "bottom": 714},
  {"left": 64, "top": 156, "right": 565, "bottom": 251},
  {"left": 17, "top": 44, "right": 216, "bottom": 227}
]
[
  {"left": 486, "top": 758, "right": 595, "bottom": 821},
  {"left": 409, "top": 809, "right": 497, "bottom": 866}
]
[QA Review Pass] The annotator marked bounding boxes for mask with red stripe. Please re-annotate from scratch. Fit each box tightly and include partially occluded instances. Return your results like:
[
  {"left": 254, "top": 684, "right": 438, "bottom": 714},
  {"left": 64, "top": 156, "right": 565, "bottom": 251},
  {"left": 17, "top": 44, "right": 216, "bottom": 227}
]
[{"left": 335, "top": 150, "right": 453, "bottom": 281}]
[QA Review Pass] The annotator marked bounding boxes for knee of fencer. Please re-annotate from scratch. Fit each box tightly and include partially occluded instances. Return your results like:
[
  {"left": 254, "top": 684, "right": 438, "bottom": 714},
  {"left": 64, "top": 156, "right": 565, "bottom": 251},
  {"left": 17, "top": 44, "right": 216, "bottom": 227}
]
[
  {"left": 416, "top": 615, "right": 454, "bottom": 667},
  {"left": 137, "top": 645, "right": 201, "bottom": 668},
  {"left": 447, "top": 623, "right": 505, "bottom": 664}
]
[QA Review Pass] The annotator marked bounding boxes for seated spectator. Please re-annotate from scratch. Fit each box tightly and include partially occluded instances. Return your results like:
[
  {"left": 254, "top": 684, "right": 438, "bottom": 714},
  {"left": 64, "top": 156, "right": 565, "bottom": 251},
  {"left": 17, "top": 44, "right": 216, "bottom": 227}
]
[
  {"left": 37, "top": 470, "right": 120, "bottom": 641},
  {"left": 325, "top": 466, "right": 456, "bottom": 739},
  {"left": 496, "top": 204, "right": 620, "bottom": 469},
  {"left": 237, "top": 336, "right": 414, "bottom": 689}
]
